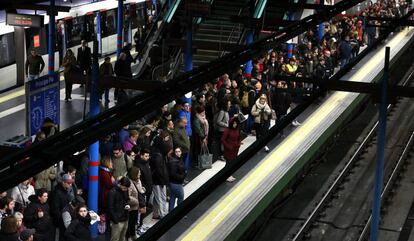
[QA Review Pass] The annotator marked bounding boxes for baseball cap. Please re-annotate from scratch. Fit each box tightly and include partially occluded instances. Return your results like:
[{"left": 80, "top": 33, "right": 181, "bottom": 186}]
[
  {"left": 62, "top": 174, "right": 74, "bottom": 184},
  {"left": 20, "top": 228, "right": 36, "bottom": 241}
]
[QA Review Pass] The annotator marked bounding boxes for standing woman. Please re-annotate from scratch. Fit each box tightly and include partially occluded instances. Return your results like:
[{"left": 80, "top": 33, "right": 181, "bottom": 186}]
[
  {"left": 192, "top": 106, "right": 209, "bottom": 166},
  {"left": 64, "top": 204, "right": 92, "bottom": 241},
  {"left": 126, "top": 166, "right": 146, "bottom": 240},
  {"left": 251, "top": 94, "right": 272, "bottom": 152},
  {"left": 213, "top": 99, "right": 231, "bottom": 161},
  {"left": 98, "top": 157, "right": 115, "bottom": 214},
  {"left": 221, "top": 118, "right": 242, "bottom": 182},
  {"left": 168, "top": 147, "right": 186, "bottom": 212},
  {"left": 62, "top": 49, "right": 77, "bottom": 101}
]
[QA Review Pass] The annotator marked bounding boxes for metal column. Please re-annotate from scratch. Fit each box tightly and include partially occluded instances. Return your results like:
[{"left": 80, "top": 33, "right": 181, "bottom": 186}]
[
  {"left": 88, "top": 39, "right": 100, "bottom": 238},
  {"left": 317, "top": 0, "right": 324, "bottom": 42},
  {"left": 117, "top": 0, "right": 124, "bottom": 58},
  {"left": 96, "top": 11, "right": 102, "bottom": 56},
  {"left": 287, "top": 13, "right": 294, "bottom": 59},
  {"left": 48, "top": 0, "right": 56, "bottom": 75},
  {"left": 370, "top": 47, "right": 390, "bottom": 241}
]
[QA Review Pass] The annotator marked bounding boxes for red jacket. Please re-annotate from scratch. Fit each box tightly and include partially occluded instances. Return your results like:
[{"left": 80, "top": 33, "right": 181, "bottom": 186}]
[
  {"left": 221, "top": 125, "right": 241, "bottom": 161},
  {"left": 99, "top": 167, "right": 113, "bottom": 212}
]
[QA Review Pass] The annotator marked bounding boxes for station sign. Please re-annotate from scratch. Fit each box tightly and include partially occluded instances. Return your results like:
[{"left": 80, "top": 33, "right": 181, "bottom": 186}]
[
  {"left": 26, "top": 74, "right": 60, "bottom": 136},
  {"left": 6, "top": 13, "right": 44, "bottom": 28}
]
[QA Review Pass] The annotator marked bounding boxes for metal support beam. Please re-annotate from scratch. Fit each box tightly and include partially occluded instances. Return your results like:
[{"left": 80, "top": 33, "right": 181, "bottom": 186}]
[
  {"left": 48, "top": 0, "right": 55, "bottom": 75},
  {"left": 4, "top": 4, "right": 70, "bottom": 12},
  {"left": 268, "top": 2, "right": 334, "bottom": 10},
  {"left": 370, "top": 47, "right": 390, "bottom": 241}
]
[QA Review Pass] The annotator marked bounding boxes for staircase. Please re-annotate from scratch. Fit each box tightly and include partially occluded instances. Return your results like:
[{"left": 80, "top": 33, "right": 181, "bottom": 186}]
[{"left": 186, "top": 0, "right": 248, "bottom": 70}]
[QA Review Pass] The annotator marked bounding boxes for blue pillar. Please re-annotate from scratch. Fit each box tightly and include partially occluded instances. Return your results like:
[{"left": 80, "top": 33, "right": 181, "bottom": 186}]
[
  {"left": 88, "top": 40, "right": 100, "bottom": 238},
  {"left": 244, "top": 31, "right": 254, "bottom": 77},
  {"left": 318, "top": 0, "right": 324, "bottom": 42},
  {"left": 287, "top": 13, "right": 294, "bottom": 59},
  {"left": 152, "top": 0, "right": 158, "bottom": 16},
  {"left": 318, "top": 23, "right": 324, "bottom": 42},
  {"left": 370, "top": 47, "right": 390, "bottom": 241},
  {"left": 48, "top": 0, "right": 56, "bottom": 75},
  {"left": 117, "top": 0, "right": 124, "bottom": 58},
  {"left": 96, "top": 11, "right": 102, "bottom": 56}
]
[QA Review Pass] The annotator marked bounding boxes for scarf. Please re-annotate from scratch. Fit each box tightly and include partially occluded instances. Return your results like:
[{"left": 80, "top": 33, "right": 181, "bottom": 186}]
[
  {"left": 196, "top": 112, "right": 209, "bottom": 137},
  {"left": 255, "top": 98, "right": 267, "bottom": 110}
]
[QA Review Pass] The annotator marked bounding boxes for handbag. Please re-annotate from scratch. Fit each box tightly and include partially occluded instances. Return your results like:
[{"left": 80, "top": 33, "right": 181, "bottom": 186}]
[
  {"left": 198, "top": 143, "right": 213, "bottom": 169},
  {"left": 237, "top": 112, "right": 247, "bottom": 123},
  {"left": 271, "top": 109, "right": 277, "bottom": 120}
]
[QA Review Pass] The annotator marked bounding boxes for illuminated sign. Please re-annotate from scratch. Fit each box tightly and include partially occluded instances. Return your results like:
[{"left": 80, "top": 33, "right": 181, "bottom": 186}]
[
  {"left": 33, "top": 35, "right": 40, "bottom": 48},
  {"left": 6, "top": 13, "right": 44, "bottom": 28}
]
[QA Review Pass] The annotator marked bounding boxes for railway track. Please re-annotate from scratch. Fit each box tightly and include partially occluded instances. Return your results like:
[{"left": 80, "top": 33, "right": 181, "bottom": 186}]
[{"left": 287, "top": 68, "right": 414, "bottom": 241}]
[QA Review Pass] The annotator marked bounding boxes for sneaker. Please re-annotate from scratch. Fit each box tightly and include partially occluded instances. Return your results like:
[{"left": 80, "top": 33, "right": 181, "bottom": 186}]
[
  {"left": 226, "top": 176, "right": 236, "bottom": 182},
  {"left": 264, "top": 146, "right": 270, "bottom": 152},
  {"left": 292, "top": 120, "right": 301, "bottom": 126}
]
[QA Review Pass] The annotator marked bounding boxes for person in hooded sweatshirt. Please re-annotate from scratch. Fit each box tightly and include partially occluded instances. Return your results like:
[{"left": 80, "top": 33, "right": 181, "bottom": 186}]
[
  {"left": 0, "top": 216, "right": 19, "bottom": 241},
  {"left": 24, "top": 189, "right": 54, "bottom": 241},
  {"left": 64, "top": 204, "right": 92, "bottom": 241},
  {"left": 150, "top": 131, "right": 171, "bottom": 219}
]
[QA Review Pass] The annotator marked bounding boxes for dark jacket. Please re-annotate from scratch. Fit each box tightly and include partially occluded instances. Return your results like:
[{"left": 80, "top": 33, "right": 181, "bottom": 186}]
[
  {"left": 23, "top": 197, "right": 54, "bottom": 234},
  {"left": 172, "top": 125, "right": 190, "bottom": 153},
  {"left": 25, "top": 54, "right": 45, "bottom": 75},
  {"left": 50, "top": 183, "right": 71, "bottom": 226},
  {"left": 114, "top": 59, "right": 132, "bottom": 79},
  {"left": 272, "top": 89, "right": 292, "bottom": 117},
  {"left": 77, "top": 46, "right": 92, "bottom": 71},
  {"left": 339, "top": 40, "right": 352, "bottom": 59},
  {"left": 133, "top": 158, "right": 153, "bottom": 196},
  {"left": 168, "top": 156, "right": 186, "bottom": 184},
  {"left": 64, "top": 215, "right": 92, "bottom": 241},
  {"left": 0, "top": 231, "right": 19, "bottom": 241},
  {"left": 107, "top": 186, "right": 129, "bottom": 223},
  {"left": 150, "top": 137, "right": 170, "bottom": 185}
]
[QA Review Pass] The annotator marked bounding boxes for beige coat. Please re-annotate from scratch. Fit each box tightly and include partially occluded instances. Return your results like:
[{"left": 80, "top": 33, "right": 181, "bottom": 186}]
[
  {"left": 35, "top": 166, "right": 56, "bottom": 191},
  {"left": 128, "top": 179, "right": 145, "bottom": 210},
  {"left": 251, "top": 100, "right": 272, "bottom": 124}
]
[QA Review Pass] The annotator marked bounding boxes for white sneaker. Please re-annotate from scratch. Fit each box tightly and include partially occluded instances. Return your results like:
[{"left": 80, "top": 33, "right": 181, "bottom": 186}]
[
  {"left": 264, "top": 146, "right": 270, "bottom": 152},
  {"left": 226, "top": 176, "right": 236, "bottom": 182},
  {"left": 292, "top": 120, "right": 301, "bottom": 126}
]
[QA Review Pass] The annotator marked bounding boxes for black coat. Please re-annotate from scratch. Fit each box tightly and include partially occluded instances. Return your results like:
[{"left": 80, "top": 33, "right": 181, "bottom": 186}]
[
  {"left": 134, "top": 158, "right": 153, "bottom": 195},
  {"left": 64, "top": 216, "right": 92, "bottom": 241},
  {"left": 50, "top": 184, "right": 71, "bottom": 226},
  {"left": 77, "top": 46, "right": 92, "bottom": 71},
  {"left": 168, "top": 156, "right": 186, "bottom": 184},
  {"left": 0, "top": 232, "right": 19, "bottom": 241},
  {"left": 272, "top": 90, "right": 292, "bottom": 117},
  {"left": 150, "top": 151, "right": 169, "bottom": 186},
  {"left": 114, "top": 59, "right": 132, "bottom": 79},
  {"left": 23, "top": 199, "right": 54, "bottom": 234},
  {"left": 107, "top": 186, "right": 129, "bottom": 223}
]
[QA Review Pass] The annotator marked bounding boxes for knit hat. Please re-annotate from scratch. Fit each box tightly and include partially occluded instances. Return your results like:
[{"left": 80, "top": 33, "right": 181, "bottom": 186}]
[
  {"left": 62, "top": 174, "right": 74, "bottom": 184},
  {"left": 20, "top": 229, "right": 36, "bottom": 241}
]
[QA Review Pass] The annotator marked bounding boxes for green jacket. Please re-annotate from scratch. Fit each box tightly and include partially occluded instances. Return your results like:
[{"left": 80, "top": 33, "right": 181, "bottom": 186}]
[{"left": 173, "top": 125, "right": 190, "bottom": 153}]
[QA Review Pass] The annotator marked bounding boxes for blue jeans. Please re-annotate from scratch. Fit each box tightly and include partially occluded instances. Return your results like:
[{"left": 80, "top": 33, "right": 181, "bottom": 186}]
[
  {"left": 28, "top": 74, "right": 39, "bottom": 81},
  {"left": 169, "top": 183, "right": 184, "bottom": 212}
]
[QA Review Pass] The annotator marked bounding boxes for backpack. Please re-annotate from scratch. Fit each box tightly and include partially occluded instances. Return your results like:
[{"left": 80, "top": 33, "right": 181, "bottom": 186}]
[{"left": 241, "top": 91, "right": 249, "bottom": 108}]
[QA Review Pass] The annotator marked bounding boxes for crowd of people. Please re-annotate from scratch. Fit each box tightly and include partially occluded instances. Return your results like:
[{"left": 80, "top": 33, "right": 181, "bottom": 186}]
[{"left": 5, "top": 1, "right": 412, "bottom": 241}]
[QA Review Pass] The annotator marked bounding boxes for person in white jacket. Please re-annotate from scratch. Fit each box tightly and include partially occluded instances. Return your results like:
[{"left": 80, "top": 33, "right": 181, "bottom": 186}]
[{"left": 10, "top": 179, "right": 35, "bottom": 212}]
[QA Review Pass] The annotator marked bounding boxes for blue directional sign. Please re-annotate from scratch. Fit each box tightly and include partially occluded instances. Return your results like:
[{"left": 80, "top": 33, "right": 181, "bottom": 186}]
[{"left": 26, "top": 74, "right": 60, "bottom": 136}]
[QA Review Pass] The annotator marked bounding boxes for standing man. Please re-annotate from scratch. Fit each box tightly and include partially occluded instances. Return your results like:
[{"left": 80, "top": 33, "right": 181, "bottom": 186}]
[
  {"left": 77, "top": 40, "right": 92, "bottom": 87},
  {"left": 25, "top": 49, "right": 45, "bottom": 81},
  {"left": 24, "top": 189, "right": 54, "bottom": 241},
  {"left": 107, "top": 177, "right": 131, "bottom": 241}
]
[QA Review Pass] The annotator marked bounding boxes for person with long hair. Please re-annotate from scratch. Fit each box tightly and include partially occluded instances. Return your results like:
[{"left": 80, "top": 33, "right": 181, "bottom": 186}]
[
  {"left": 98, "top": 157, "right": 114, "bottom": 213},
  {"left": 64, "top": 204, "right": 92, "bottom": 241},
  {"left": 221, "top": 118, "right": 242, "bottom": 182},
  {"left": 126, "top": 167, "right": 146, "bottom": 240},
  {"left": 251, "top": 94, "right": 272, "bottom": 152}
]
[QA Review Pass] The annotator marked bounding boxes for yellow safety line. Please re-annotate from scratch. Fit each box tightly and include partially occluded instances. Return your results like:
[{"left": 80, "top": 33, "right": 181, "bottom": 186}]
[{"left": 181, "top": 27, "right": 412, "bottom": 241}]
